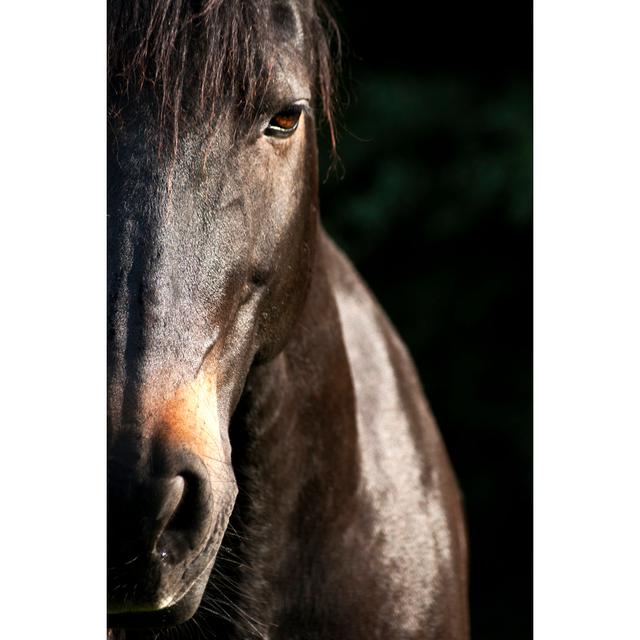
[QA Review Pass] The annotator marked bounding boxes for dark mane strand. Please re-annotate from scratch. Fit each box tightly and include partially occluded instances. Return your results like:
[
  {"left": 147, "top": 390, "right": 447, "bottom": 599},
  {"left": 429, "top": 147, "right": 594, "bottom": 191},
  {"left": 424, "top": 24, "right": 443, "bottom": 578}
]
[{"left": 108, "top": 0, "right": 340, "bottom": 154}]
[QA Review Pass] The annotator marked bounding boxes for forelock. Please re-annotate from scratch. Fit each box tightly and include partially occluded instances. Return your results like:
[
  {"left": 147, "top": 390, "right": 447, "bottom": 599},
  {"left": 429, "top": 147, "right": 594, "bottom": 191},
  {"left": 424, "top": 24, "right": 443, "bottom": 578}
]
[{"left": 108, "top": 0, "right": 339, "bottom": 150}]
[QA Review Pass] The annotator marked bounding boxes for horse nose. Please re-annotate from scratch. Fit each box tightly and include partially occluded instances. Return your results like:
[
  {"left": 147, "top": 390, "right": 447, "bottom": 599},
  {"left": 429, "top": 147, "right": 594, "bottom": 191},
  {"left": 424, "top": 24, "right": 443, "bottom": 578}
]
[
  {"left": 152, "top": 472, "right": 209, "bottom": 564},
  {"left": 152, "top": 476, "right": 186, "bottom": 558},
  {"left": 108, "top": 467, "right": 211, "bottom": 568}
]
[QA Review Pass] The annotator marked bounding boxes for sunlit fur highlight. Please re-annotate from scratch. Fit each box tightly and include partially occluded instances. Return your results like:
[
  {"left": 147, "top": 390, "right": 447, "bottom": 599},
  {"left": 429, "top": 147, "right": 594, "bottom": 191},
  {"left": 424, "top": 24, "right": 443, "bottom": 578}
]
[{"left": 158, "top": 373, "right": 223, "bottom": 461}]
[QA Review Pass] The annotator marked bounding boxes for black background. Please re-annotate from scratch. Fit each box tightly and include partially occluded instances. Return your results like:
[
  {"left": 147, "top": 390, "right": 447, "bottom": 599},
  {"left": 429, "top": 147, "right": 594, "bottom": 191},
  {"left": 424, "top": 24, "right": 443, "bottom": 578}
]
[{"left": 318, "top": 2, "right": 532, "bottom": 638}]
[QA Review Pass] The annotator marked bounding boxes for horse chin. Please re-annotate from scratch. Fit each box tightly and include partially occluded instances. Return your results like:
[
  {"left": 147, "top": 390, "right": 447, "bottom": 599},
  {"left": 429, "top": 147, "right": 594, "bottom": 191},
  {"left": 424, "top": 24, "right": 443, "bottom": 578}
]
[{"left": 107, "top": 557, "right": 214, "bottom": 629}]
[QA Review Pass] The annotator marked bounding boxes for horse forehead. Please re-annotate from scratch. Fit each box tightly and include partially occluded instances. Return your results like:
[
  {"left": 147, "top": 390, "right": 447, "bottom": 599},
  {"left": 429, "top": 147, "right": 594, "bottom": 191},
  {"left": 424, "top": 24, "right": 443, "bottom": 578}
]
[
  {"left": 272, "top": 0, "right": 305, "bottom": 46},
  {"left": 109, "top": 111, "right": 235, "bottom": 177}
]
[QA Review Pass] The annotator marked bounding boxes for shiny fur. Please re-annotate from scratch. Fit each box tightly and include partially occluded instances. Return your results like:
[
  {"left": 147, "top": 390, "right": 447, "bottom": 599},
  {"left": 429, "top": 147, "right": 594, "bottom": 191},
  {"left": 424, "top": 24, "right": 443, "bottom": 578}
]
[{"left": 107, "top": 1, "right": 469, "bottom": 637}]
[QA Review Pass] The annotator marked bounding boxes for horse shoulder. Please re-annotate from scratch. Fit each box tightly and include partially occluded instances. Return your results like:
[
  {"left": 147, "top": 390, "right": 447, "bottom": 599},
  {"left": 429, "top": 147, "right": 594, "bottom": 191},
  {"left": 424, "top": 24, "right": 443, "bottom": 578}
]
[{"left": 322, "top": 232, "right": 469, "bottom": 638}]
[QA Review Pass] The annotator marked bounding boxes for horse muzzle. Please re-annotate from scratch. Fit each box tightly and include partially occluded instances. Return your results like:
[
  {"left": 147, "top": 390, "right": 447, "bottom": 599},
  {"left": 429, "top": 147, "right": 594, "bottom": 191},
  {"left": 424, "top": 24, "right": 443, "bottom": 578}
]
[{"left": 107, "top": 445, "right": 236, "bottom": 626}]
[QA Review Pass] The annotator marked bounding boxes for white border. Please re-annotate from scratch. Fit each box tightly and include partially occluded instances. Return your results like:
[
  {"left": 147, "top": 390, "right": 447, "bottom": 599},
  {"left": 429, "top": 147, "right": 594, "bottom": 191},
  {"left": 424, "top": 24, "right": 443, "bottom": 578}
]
[
  {"left": 0, "top": 2, "right": 105, "bottom": 638},
  {"left": 1, "top": 0, "right": 639, "bottom": 637},
  {"left": 535, "top": 0, "right": 640, "bottom": 637}
]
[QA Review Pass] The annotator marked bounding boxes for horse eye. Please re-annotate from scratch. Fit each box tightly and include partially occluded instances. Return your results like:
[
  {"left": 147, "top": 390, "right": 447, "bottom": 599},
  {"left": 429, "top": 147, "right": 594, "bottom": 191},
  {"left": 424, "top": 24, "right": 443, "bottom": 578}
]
[{"left": 264, "top": 105, "right": 303, "bottom": 138}]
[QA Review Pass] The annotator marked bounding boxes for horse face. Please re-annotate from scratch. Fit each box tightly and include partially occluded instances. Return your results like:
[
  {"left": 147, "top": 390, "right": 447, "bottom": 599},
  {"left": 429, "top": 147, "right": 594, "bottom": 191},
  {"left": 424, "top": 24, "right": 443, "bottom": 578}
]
[{"left": 107, "top": 12, "right": 318, "bottom": 625}]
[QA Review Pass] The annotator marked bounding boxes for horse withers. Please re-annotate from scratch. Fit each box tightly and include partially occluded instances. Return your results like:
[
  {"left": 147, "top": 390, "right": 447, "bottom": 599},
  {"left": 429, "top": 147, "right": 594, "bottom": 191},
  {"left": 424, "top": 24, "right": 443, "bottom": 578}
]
[{"left": 107, "top": 1, "right": 469, "bottom": 637}]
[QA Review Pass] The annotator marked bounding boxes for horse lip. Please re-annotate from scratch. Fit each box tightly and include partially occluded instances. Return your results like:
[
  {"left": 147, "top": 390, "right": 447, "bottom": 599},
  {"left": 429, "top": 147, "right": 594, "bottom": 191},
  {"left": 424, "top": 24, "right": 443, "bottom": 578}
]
[
  {"left": 107, "top": 525, "right": 222, "bottom": 623},
  {"left": 107, "top": 552, "right": 212, "bottom": 614},
  {"left": 162, "top": 555, "right": 215, "bottom": 609},
  {"left": 107, "top": 557, "right": 214, "bottom": 627}
]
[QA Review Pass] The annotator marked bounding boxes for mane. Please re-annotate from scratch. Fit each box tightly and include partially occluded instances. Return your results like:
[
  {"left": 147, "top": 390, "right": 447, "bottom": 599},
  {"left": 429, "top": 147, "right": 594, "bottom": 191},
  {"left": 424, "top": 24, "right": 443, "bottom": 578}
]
[{"left": 108, "top": 0, "right": 339, "bottom": 151}]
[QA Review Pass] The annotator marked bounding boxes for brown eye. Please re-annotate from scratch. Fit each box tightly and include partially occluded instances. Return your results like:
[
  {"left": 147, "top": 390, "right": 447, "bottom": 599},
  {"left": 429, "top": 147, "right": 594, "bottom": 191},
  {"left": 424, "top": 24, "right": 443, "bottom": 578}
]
[{"left": 264, "top": 105, "right": 303, "bottom": 138}]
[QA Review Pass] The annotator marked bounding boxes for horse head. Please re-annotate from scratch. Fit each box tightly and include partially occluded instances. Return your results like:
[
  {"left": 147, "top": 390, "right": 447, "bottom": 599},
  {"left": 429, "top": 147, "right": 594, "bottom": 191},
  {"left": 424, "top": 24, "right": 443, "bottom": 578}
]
[{"left": 107, "top": 0, "right": 334, "bottom": 626}]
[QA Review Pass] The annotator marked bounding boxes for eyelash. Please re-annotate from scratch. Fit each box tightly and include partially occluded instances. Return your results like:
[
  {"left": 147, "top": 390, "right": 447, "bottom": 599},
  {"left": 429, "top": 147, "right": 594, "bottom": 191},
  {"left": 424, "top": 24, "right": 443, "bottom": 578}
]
[{"left": 264, "top": 105, "right": 304, "bottom": 138}]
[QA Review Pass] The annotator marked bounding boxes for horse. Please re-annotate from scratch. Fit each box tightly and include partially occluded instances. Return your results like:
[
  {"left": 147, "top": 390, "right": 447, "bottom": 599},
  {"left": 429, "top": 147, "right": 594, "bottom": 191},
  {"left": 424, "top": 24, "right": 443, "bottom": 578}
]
[{"left": 107, "top": 1, "right": 469, "bottom": 638}]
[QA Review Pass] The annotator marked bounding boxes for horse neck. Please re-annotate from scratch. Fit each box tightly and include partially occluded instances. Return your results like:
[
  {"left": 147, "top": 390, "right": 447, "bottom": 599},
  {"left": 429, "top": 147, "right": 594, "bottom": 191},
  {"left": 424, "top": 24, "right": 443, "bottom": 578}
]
[
  {"left": 232, "top": 229, "right": 359, "bottom": 518},
  {"left": 221, "top": 231, "right": 361, "bottom": 624}
]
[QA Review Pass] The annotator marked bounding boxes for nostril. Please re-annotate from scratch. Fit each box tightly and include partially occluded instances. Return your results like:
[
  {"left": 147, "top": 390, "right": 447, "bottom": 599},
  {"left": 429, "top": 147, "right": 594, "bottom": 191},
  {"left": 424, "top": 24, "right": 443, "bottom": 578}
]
[
  {"left": 154, "top": 472, "right": 206, "bottom": 564},
  {"left": 156, "top": 476, "right": 185, "bottom": 532},
  {"left": 165, "top": 472, "right": 202, "bottom": 533}
]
